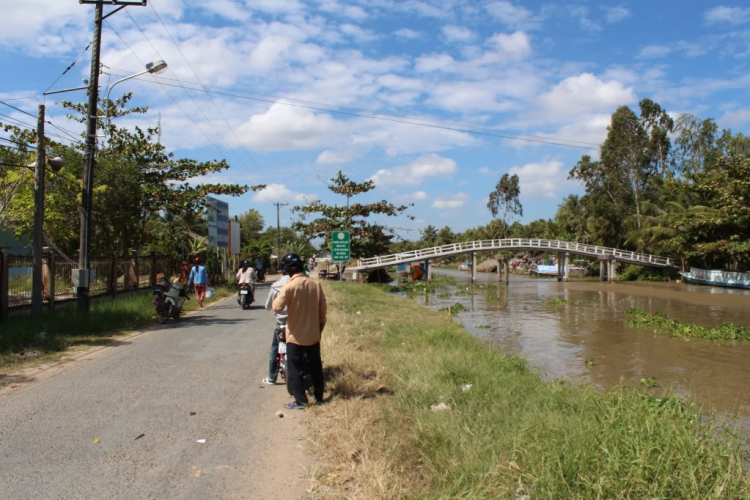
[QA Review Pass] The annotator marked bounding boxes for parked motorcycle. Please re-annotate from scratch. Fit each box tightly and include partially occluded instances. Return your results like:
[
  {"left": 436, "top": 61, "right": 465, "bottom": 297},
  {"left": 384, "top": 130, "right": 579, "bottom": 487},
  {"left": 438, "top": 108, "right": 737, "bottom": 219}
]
[
  {"left": 277, "top": 324, "right": 313, "bottom": 397},
  {"left": 153, "top": 278, "right": 189, "bottom": 324},
  {"left": 237, "top": 282, "right": 254, "bottom": 309}
]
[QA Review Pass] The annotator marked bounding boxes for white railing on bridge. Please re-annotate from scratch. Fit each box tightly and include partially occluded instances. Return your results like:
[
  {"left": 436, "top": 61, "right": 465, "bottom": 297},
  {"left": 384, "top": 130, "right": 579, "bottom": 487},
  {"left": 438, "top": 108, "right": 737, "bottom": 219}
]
[{"left": 353, "top": 239, "right": 672, "bottom": 270}]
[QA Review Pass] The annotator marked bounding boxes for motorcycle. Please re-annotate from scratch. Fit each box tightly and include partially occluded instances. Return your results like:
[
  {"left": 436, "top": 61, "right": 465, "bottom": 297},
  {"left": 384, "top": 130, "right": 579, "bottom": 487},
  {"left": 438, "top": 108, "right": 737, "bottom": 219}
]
[
  {"left": 153, "top": 278, "right": 189, "bottom": 324},
  {"left": 277, "top": 324, "right": 313, "bottom": 397},
  {"left": 237, "top": 282, "right": 254, "bottom": 309}
]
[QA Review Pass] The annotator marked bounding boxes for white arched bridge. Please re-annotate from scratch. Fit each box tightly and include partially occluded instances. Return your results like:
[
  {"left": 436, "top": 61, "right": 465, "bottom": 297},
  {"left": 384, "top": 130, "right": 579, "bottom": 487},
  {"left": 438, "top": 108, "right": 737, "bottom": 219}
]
[{"left": 349, "top": 238, "right": 674, "bottom": 281}]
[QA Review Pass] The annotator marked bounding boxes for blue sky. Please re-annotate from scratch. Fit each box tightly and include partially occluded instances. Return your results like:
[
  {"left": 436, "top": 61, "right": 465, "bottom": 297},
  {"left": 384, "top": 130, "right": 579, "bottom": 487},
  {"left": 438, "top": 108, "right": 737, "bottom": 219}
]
[{"left": 2, "top": 1, "right": 750, "bottom": 241}]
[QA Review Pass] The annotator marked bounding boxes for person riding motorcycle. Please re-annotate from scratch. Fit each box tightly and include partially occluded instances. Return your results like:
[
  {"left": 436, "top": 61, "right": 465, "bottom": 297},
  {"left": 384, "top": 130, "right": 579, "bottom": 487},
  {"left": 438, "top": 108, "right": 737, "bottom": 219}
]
[{"left": 236, "top": 259, "right": 257, "bottom": 305}]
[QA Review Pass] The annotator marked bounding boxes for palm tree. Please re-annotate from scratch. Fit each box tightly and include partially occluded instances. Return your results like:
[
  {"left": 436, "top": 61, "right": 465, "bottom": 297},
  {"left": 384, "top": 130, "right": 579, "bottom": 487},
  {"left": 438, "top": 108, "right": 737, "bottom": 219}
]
[{"left": 420, "top": 225, "right": 438, "bottom": 247}]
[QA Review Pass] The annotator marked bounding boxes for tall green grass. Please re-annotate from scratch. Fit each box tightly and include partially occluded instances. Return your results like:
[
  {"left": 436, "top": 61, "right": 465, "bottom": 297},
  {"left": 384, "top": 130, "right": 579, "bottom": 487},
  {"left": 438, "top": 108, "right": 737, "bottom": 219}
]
[
  {"left": 317, "top": 283, "right": 749, "bottom": 499},
  {"left": 1, "top": 287, "right": 233, "bottom": 370}
]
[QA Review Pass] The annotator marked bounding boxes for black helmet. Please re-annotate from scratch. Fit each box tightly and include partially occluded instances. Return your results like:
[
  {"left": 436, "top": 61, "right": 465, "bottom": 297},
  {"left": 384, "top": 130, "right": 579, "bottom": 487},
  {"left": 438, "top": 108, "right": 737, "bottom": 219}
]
[
  {"left": 281, "top": 252, "right": 302, "bottom": 271},
  {"left": 241, "top": 259, "right": 250, "bottom": 267}
]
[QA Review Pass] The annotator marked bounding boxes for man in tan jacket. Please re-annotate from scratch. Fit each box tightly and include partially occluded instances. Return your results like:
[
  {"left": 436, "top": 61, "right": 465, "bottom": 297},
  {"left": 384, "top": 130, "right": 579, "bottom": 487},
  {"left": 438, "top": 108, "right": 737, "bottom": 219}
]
[{"left": 272, "top": 252, "right": 327, "bottom": 409}]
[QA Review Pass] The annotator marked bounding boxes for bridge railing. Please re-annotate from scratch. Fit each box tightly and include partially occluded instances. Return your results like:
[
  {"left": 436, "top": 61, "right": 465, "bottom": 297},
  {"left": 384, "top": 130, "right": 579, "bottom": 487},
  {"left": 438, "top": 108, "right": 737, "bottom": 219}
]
[{"left": 355, "top": 239, "right": 672, "bottom": 268}]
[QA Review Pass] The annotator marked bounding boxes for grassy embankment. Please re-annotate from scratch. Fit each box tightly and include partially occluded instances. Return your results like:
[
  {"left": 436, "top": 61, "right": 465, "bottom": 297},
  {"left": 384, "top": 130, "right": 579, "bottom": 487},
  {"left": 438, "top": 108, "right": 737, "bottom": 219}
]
[
  {"left": 0, "top": 286, "right": 234, "bottom": 374},
  {"left": 310, "top": 281, "right": 748, "bottom": 499}
]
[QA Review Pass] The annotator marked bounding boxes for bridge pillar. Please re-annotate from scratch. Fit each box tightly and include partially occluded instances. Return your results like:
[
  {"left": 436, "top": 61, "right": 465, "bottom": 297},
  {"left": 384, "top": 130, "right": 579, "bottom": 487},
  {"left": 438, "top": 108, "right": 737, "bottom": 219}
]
[
  {"left": 426, "top": 260, "right": 432, "bottom": 281},
  {"left": 503, "top": 257, "right": 509, "bottom": 284},
  {"left": 471, "top": 252, "right": 477, "bottom": 282},
  {"left": 598, "top": 256, "right": 607, "bottom": 282},
  {"left": 563, "top": 252, "right": 570, "bottom": 282},
  {"left": 557, "top": 254, "right": 563, "bottom": 282},
  {"left": 609, "top": 258, "right": 616, "bottom": 283}
]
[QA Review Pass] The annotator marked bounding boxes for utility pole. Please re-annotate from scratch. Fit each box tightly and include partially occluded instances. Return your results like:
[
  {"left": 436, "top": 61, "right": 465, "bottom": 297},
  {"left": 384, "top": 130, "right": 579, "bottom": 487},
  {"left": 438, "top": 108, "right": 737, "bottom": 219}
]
[
  {"left": 31, "top": 105, "right": 46, "bottom": 319},
  {"left": 274, "top": 202, "right": 289, "bottom": 263},
  {"left": 77, "top": 0, "right": 149, "bottom": 312}
]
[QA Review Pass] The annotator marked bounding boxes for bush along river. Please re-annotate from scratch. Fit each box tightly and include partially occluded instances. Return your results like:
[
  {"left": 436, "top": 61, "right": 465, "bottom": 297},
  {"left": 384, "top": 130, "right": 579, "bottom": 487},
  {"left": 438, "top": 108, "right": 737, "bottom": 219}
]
[{"left": 389, "top": 269, "right": 750, "bottom": 434}]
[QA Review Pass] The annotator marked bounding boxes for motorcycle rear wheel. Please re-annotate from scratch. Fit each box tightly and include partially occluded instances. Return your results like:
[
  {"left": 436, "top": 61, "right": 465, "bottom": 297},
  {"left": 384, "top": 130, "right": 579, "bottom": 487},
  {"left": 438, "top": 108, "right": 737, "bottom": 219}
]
[{"left": 157, "top": 304, "right": 172, "bottom": 324}]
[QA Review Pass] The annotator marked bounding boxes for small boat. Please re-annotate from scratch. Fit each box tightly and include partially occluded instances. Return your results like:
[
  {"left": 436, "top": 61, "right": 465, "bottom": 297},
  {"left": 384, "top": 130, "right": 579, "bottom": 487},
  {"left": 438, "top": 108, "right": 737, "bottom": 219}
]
[{"left": 680, "top": 267, "right": 750, "bottom": 289}]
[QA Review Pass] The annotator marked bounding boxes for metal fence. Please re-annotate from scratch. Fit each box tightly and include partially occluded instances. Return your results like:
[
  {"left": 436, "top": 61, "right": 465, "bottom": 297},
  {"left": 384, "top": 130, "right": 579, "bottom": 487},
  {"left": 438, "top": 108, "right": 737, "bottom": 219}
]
[
  {"left": 8, "top": 254, "right": 33, "bottom": 308},
  {"left": 0, "top": 251, "right": 174, "bottom": 317}
]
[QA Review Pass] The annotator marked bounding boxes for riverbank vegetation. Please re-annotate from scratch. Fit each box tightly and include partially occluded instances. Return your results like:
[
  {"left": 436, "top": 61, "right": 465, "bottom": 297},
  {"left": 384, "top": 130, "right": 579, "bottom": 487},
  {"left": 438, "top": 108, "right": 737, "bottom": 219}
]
[
  {"left": 625, "top": 308, "right": 750, "bottom": 341},
  {"left": 0, "top": 286, "right": 233, "bottom": 375},
  {"left": 391, "top": 99, "right": 750, "bottom": 273},
  {"left": 310, "top": 282, "right": 748, "bottom": 499}
]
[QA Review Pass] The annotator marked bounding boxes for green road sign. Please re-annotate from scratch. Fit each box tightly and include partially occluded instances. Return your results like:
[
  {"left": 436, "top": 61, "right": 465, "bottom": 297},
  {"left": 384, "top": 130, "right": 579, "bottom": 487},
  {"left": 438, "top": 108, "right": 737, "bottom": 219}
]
[{"left": 331, "top": 231, "right": 351, "bottom": 261}]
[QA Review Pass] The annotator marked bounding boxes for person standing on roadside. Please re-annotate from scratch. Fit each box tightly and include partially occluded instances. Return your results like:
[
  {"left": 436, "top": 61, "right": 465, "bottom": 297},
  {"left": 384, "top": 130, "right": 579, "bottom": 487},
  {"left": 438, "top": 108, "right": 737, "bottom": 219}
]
[
  {"left": 262, "top": 264, "right": 291, "bottom": 385},
  {"left": 273, "top": 252, "right": 326, "bottom": 409},
  {"left": 187, "top": 257, "right": 210, "bottom": 308}
]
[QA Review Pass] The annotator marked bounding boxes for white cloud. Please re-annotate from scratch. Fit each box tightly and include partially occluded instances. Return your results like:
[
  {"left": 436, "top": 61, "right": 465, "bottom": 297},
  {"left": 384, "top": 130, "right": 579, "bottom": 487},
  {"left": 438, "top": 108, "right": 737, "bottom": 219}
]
[
  {"left": 604, "top": 6, "right": 631, "bottom": 24},
  {"left": 245, "top": 0, "right": 306, "bottom": 15},
  {"left": 509, "top": 160, "right": 573, "bottom": 199},
  {"left": 393, "top": 28, "right": 422, "bottom": 39},
  {"left": 705, "top": 6, "right": 750, "bottom": 25},
  {"left": 253, "top": 183, "right": 316, "bottom": 203},
  {"left": 433, "top": 192, "right": 469, "bottom": 209},
  {"left": 537, "top": 73, "right": 636, "bottom": 118},
  {"left": 247, "top": 35, "right": 295, "bottom": 72},
  {"left": 234, "top": 102, "right": 347, "bottom": 151},
  {"left": 637, "top": 45, "right": 673, "bottom": 59},
  {"left": 569, "top": 6, "right": 601, "bottom": 31},
  {"left": 0, "top": 0, "right": 89, "bottom": 56},
  {"left": 316, "top": 149, "right": 361, "bottom": 164},
  {"left": 397, "top": 191, "right": 429, "bottom": 202},
  {"left": 485, "top": 1, "right": 540, "bottom": 30},
  {"left": 340, "top": 24, "right": 378, "bottom": 42},
  {"left": 442, "top": 25, "right": 476, "bottom": 43},
  {"left": 720, "top": 108, "right": 750, "bottom": 127},
  {"left": 487, "top": 31, "right": 532, "bottom": 60},
  {"left": 477, "top": 167, "right": 495, "bottom": 175},
  {"left": 370, "top": 154, "right": 457, "bottom": 187}
]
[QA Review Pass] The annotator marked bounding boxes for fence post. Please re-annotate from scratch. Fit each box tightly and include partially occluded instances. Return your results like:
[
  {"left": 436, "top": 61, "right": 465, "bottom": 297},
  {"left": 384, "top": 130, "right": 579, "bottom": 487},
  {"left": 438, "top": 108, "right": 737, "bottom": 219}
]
[
  {"left": 45, "top": 248, "right": 55, "bottom": 311},
  {"left": 111, "top": 253, "right": 117, "bottom": 297},
  {"left": 0, "top": 250, "right": 8, "bottom": 320},
  {"left": 134, "top": 252, "right": 140, "bottom": 290},
  {"left": 150, "top": 252, "right": 157, "bottom": 286}
]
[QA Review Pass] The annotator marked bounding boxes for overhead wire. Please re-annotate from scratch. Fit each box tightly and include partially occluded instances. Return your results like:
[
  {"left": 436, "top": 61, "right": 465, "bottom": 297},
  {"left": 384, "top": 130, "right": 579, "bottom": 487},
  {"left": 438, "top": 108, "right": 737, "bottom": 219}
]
[
  {"left": 120, "top": 10, "right": 260, "bottom": 186},
  {"left": 43, "top": 42, "right": 92, "bottom": 94},
  {"left": 105, "top": 70, "right": 602, "bottom": 150},
  {"left": 113, "top": 77, "right": 599, "bottom": 150},
  {"left": 148, "top": 0, "right": 265, "bottom": 171},
  {"left": 0, "top": 99, "right": 86, "bottom": 146}
]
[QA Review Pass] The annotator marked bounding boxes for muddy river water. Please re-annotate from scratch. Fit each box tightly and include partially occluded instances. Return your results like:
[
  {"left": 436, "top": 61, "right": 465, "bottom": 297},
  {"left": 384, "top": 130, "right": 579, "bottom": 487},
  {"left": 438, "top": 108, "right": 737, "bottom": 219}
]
[{"left": 416, "top": 269, "right": 750, "bottom": 429}]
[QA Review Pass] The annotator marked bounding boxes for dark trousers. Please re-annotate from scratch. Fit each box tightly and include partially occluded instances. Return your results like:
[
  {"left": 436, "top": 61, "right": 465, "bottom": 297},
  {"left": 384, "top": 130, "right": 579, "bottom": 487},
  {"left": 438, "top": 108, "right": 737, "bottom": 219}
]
[
  {"left": 268, "top": 326, "right": 280, "bottom": 381},
  {"left": 286, "top": 342, "right": 324, "bottom": 405}
]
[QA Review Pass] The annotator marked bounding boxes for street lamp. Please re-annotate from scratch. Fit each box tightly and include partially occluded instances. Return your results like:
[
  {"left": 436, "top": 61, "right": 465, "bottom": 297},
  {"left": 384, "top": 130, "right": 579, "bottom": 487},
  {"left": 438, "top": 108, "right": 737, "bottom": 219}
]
[{"left": 104, "top": 60, "right": 168, "bottom": 140}]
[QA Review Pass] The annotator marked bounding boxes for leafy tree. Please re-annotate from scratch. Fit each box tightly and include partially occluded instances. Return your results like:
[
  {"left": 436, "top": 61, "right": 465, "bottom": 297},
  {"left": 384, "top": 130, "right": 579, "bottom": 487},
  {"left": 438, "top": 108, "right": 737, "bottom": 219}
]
[
  {"left": 292, "top": 170, "right": 412, "bottom": 258},
  {"left": 236, "top": 209, "right": 265, "bottom": 248},
  {"left": 487, "top": 173, "right": 522, "bottom": 234}
]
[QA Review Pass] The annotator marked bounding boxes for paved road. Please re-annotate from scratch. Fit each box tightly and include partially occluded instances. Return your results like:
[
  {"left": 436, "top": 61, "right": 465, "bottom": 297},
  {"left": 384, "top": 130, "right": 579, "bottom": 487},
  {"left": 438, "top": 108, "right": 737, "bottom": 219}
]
[{"left": 0, "top": 284, "right": 309, "bottom": 500}]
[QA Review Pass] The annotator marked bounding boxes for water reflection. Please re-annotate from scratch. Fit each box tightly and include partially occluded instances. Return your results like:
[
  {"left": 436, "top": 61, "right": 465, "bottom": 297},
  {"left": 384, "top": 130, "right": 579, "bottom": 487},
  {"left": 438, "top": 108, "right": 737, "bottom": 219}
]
[{"left": 415, "top": 270, "right": 750, "bottom": 426}]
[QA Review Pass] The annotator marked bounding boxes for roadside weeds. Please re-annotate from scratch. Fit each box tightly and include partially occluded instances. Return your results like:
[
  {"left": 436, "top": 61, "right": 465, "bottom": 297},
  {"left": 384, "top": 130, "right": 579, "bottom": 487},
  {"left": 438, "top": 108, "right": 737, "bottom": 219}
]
[{"left": 308, "top": 281, "right": 749, "bottom": 499}]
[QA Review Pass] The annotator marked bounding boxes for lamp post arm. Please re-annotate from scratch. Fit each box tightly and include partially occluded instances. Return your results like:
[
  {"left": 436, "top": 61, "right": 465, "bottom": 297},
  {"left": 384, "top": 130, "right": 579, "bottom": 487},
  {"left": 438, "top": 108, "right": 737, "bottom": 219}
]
[{"left": 104, "top": 69, "right": 149, "bottom": 142}]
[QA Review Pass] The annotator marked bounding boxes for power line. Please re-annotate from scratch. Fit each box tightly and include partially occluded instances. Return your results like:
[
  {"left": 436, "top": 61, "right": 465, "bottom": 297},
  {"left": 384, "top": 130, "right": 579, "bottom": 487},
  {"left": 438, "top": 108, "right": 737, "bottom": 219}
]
[
  {"left": 105, "top": 18, "right": 260, "bottom": 188},
  {"left": 120, "top": 11, "right": 259, "bottom": 186},
  {"left": 149, "top": 0, "right": 265, "bottom": 171},
  {"left": 43, "top": 42, "right": 92, "bottom": 94},
  {"left": 117, "top": 77, "right": 599, "bottom": 150},
  {"left": 1, "top": 99, "right": 85, "bottom": 146},
  {"left": 106, "top": 68, "right": 602, "bottom": 149}
]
